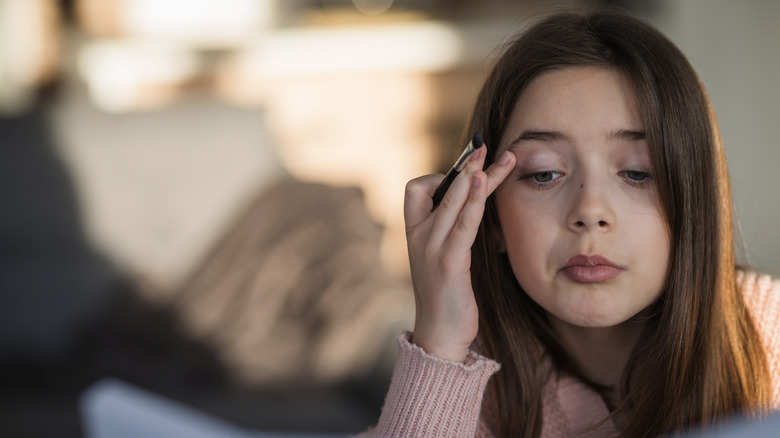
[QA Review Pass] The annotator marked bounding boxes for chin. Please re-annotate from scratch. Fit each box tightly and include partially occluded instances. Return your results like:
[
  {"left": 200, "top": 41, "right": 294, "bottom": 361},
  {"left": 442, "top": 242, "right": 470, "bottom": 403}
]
[{"left": 555, "top": 305, "right": 635, "bottom": 328}]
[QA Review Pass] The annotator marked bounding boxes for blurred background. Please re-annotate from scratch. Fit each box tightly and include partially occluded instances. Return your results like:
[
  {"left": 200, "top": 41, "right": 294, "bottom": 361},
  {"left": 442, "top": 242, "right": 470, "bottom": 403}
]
[{"left": 0, "top": 0, "right": 778, "bottom": 436}]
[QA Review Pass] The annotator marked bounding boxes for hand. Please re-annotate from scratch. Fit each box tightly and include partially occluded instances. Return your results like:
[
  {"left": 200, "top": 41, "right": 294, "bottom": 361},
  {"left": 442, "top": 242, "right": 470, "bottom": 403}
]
[{"left": 404, "top": 146, "right": 515, "bottom": 362}]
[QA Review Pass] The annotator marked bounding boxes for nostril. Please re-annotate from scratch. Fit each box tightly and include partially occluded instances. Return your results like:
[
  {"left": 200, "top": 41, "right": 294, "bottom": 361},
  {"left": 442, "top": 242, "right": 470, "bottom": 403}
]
[{"left": 598, "top": 220, "right": 608, "bottom": 227}]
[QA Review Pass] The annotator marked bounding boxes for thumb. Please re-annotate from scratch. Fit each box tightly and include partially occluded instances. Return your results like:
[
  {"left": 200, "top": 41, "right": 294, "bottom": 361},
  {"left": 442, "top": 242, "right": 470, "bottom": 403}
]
[{"left": 404, "top": 174, "right": 444, "bottom": 229}]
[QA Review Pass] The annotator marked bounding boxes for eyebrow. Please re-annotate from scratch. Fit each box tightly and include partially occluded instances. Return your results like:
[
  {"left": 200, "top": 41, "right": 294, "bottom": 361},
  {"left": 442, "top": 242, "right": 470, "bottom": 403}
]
[
  {"left": 611, "top": 129, "right": 646, "bottom": 142},
  {"left": 508, "top": 130, "right": 567, "bottom": 148},
  {"left": 507, "top": 129, "right": 646, "bottom": 151}
]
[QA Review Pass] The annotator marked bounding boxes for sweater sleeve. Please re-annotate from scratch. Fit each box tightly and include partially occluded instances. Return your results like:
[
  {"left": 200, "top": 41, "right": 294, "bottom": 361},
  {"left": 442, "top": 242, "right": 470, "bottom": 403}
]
[
  {"left": 739, "top": 272, "right": 780, "bottom": 408},
  {"left": 362, "top": 332, "right": 501, "bottom": 438}
]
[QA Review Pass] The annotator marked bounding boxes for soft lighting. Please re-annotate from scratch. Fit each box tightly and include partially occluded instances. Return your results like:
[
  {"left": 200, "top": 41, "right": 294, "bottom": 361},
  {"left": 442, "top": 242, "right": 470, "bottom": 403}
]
[{"left": 352, "top": 0, "right": 394, "bottom": 15}]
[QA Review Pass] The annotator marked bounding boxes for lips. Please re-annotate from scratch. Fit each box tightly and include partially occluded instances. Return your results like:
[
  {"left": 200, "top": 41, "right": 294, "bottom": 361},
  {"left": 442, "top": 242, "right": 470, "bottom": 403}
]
[{"left": 561, "top": 255, "right": 623, "bottom": 283}]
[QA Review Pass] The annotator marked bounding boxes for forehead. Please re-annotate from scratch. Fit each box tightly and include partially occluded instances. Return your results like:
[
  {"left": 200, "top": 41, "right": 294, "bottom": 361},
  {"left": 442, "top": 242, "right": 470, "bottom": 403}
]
[{"left": 500, "top": 66, "right": 643, "bottom": 150}]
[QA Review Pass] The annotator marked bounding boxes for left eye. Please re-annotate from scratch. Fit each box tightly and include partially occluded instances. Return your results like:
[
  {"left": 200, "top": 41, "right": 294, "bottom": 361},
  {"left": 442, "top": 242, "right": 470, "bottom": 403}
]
[
  {"left": 619, "top": 170, "right": 653, "bottom": 188},
  {"left": 623, "top": 170, "right": 649, "bottom": 181}
]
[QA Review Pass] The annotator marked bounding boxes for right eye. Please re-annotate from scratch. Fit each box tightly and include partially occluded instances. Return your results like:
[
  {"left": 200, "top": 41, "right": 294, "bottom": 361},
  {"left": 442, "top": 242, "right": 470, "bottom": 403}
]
[
  {"left": 532, "top": 171, "right": 558, "bottom": 182},
  {"left": 519, "top": 170, "right": 563, "bottom": 189}
]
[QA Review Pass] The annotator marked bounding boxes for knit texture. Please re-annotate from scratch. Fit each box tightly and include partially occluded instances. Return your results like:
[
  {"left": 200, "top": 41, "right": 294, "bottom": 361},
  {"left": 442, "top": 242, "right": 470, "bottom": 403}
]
[
  {"left": 371, "top": 332, "right": 500, "bottom": 437},
  {"left": 739, "top": 271, "right": 780, "bottom": 407},
  {"left": 363, "top": 273, "right": 780, "bottom": 437}
]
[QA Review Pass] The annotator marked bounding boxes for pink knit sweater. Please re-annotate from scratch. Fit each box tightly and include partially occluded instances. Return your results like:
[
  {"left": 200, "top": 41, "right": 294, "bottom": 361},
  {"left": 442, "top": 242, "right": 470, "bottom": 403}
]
[{"left": 365, "top": 272, "right": 780, "bottom": 437}]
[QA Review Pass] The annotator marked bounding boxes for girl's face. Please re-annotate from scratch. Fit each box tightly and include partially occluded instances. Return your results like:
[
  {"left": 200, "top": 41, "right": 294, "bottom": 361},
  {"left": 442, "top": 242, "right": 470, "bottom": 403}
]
[{"left": 494, "top": 66, "right": 670, "bottom": 329}]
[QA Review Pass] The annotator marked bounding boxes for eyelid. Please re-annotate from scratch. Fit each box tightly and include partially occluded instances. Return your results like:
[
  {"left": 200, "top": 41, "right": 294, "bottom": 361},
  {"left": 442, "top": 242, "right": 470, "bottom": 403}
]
[
  {"left": 618, "top": 169, "right": 653, "bottom": 188},
  {"left": 518, "top": 170, "right": 564, "bottom": 189}
]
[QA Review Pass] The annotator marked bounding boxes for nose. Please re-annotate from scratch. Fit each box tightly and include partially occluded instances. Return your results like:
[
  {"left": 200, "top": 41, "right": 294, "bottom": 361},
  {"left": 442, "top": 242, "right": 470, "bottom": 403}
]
[{"left": 566, "top": 179, "right": 616, "bottom": 233}]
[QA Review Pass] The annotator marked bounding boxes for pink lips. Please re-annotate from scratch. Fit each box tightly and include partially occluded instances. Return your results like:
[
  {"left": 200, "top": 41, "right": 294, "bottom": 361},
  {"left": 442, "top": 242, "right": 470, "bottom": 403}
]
[{"left": 561, "top": 255, "right": 623, "bottom": 283}]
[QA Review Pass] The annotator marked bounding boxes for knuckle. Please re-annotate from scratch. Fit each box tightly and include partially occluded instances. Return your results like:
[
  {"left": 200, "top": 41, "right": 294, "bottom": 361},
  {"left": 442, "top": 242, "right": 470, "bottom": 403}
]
[
  {"left": 405, "top": 175, "right": 438, "bottom": 195},
  {"left": 404, "top": 178, "right": 423, "bottom": 198},
  {"left": 439, "top": 194, "right": 456, "bottom": 210},
  {"left": 455, "top": 215, "right": 476, "bottom": 234},
  {"left": 468, "top": 187, "right": 485, "bottom": 204}
]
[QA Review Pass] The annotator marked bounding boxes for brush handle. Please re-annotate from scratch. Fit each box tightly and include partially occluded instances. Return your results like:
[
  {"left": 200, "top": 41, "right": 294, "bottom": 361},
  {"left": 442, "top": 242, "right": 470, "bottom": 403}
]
[
  {"left": 431, "top": 168, "right": 460, "bottom": 210},
  {"left": 430, "top": 132, "right": 483, "bottom": 211}
]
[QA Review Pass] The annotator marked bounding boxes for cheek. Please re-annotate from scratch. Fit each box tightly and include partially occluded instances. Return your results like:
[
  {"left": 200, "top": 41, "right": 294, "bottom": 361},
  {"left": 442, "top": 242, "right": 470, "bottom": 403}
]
[
  {"left": 496, "top": 201, "right": 554, "bottom": 277},
  {"left": 495, "top": 187, "right": 557, "bottom": 254},
  {"left": 627, "top": 206, "right": 671, "bottom": 286},
  {"left": 497, "top": 201, "right": 532, "bottom": 251}
]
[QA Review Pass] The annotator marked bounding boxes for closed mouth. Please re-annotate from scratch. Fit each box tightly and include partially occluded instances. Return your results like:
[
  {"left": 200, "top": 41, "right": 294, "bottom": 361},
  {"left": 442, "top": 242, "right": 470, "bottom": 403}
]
[
  {"left": 562, "top": 254, "right": 620, "bottom": 269},
  {"left": 561, "top": 255, "right": 623, "bottom": 283}
]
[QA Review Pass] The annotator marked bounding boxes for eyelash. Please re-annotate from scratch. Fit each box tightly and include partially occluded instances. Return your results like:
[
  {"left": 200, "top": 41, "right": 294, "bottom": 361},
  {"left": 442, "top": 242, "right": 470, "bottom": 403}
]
[
  {"left": 518, "top": 171, "right": 563, "bottom": 190},
  {"left": 518, "top": 170, "right": 653, "bottom": 190},
  {"left": 619, "top": 170, "right": 653, "bottom": 188}
]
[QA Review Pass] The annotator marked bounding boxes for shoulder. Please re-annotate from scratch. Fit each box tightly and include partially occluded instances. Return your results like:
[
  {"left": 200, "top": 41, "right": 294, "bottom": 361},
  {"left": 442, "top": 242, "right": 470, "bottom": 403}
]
[{"left": 738, "top": 271, "right": 780, "bottom": 406}]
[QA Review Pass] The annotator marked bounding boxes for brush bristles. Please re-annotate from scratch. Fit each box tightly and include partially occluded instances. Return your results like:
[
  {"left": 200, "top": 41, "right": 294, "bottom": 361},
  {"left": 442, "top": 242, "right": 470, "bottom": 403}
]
[{"left": 472, "top": 132, "right": 483, "bottom": 148}]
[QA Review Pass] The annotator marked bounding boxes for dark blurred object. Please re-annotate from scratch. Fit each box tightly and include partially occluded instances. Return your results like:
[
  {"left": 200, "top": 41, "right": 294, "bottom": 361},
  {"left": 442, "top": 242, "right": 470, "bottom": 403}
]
[
  {"left": 0, "top": 102, "right": 225, "bottom": 436},
  {"left": 0, "top": 106, "right": 116, "bottom": 363},
  {"left": 0, "top": 282, "right": 228, "bottom": 437}
]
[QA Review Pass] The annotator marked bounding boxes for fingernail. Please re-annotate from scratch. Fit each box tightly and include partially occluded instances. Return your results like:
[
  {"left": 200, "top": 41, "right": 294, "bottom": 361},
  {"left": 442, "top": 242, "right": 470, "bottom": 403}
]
[
  {"left": 498, "top": 151, "right": 511, "bottom": 165},
  {"left": 472, "top": 175, "right": 481, "bottom": 187}
]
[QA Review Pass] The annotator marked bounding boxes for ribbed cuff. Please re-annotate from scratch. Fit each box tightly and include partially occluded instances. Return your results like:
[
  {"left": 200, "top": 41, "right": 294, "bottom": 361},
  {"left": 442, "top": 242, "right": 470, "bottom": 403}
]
[{"left": 373, "top": 333, "right": 500, "bottom": 438}]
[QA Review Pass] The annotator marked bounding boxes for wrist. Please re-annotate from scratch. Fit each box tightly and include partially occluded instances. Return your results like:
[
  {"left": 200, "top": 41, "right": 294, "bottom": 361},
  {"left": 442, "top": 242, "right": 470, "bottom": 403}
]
[{"left": 410, "top": 332, "right": 470, "bottom": 363}]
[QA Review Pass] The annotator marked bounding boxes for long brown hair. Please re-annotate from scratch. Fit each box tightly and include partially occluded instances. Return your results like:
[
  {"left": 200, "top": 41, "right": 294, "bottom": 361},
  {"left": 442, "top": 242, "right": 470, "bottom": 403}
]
[{"left": 464, "top": 10, "right": 771, "bottom": 437}]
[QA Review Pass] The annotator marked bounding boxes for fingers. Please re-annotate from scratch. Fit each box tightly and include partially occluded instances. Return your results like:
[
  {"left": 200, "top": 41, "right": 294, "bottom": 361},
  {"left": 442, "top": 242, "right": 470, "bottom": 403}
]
[
  {"left": 486, "top": 151, "right": 516, "bottom": 194},
  {"left": 404, "top": 174, "right": 444, "bottom": 229},
  {"left": 427, "top": 147, "right": 506, "bottom": 245},
  {"left": 439, "top": 150, "right": 516, "bottom": 250},
  {"left": 426, "top": 147, "right": 484, "bottom": 242},
  {"left": 444, "top": 170, "right": 487, "bottom": 252},
  {"left": 404, "top": 147, "right": 516, "bottom": 246}
]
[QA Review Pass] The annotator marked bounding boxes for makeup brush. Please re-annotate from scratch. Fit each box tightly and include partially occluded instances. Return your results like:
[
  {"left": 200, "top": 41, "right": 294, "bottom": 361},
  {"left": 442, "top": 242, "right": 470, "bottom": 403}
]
[{"left": 431, "top": 132, "right": 484, "bottom": 210}]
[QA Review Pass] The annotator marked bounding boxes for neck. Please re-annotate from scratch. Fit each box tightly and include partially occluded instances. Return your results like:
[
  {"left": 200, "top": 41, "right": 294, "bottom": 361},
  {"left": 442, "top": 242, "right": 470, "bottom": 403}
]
[{"left": 547, "top": 314, "right": 645, "bottom": 392}]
